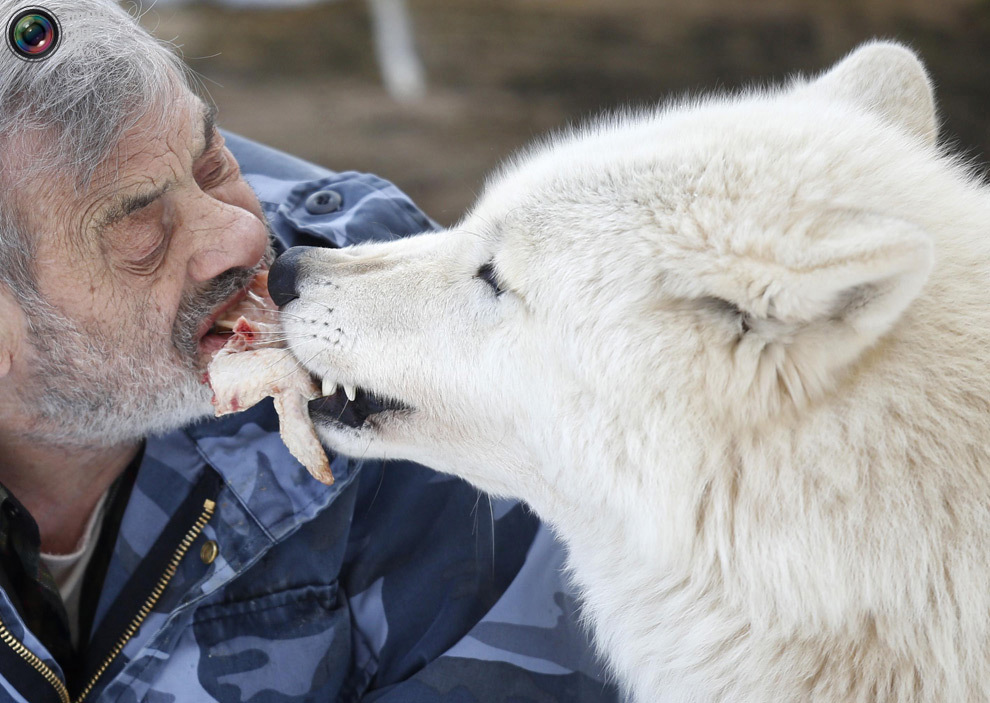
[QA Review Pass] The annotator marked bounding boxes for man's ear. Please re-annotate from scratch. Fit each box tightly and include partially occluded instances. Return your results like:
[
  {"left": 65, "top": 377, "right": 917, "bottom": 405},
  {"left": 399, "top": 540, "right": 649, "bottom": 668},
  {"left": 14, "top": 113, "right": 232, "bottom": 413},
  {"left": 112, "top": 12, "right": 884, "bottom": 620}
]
[
  {"left": 0, "top": 286, "right": 26, "bottom": 379},
  {"left": 801, "top": 40, "right": 938, "bottom": 146},
  {"left": 666, "top": 211, "right": 933, "bottom": 410}
]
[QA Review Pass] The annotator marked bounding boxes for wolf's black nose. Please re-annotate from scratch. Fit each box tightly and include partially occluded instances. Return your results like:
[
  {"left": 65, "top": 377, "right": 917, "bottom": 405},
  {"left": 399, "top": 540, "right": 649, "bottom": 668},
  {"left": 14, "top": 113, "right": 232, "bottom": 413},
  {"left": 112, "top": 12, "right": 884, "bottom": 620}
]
[{"left": 268, "top": 246, "right": 310, "bottom": 307}]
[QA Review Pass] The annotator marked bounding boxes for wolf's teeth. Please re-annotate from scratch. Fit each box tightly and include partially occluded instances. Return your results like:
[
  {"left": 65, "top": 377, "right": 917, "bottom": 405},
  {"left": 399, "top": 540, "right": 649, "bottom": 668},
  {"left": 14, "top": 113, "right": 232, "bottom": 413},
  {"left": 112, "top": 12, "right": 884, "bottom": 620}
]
[
  {"left": 344, "top": 384, "right": 356, "bottom": 402},
  {"left": 322, "top": 377, "right": 337, "bottom": 397}
]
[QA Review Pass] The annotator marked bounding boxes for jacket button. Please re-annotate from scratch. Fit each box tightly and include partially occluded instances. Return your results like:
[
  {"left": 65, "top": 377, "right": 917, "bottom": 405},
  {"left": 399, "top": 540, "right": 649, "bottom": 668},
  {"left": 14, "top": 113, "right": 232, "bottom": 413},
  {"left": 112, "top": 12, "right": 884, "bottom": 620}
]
[
  {"left": 305, "top": 189, "right": 342, "bottom": 215},
  {"left": 200, "top": 540, "right": 219, "bottom": 565}
]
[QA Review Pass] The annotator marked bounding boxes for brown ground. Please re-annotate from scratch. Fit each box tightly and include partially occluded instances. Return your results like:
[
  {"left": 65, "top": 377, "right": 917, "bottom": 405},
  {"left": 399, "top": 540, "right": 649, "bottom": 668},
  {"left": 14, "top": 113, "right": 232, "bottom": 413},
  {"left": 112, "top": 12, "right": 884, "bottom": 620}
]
[{"left": 141, "top": 0, "right": 990, "bottom": 225}]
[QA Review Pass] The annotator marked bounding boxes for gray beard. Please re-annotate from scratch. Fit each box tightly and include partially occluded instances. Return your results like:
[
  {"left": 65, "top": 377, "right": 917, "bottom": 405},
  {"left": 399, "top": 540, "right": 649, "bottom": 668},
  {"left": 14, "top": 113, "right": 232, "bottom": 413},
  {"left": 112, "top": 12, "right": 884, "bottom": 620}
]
[{"left": 22, "top": 244, "right": 275, "bottom": 448}]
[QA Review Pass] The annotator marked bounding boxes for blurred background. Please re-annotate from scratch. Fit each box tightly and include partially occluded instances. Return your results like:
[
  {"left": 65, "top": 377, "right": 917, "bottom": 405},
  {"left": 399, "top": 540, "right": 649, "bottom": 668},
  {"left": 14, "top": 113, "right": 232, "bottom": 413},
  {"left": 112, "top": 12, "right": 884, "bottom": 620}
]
[{"left": 137, "top": 0, "right": 990, "bottom": 226}]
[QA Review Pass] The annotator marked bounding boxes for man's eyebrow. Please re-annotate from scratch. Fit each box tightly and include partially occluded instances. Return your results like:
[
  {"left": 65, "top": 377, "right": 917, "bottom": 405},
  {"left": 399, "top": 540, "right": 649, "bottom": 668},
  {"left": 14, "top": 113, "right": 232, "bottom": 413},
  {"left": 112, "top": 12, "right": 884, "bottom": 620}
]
[{"left": 94, "top": 104, "right": 220, "bottom": 233}]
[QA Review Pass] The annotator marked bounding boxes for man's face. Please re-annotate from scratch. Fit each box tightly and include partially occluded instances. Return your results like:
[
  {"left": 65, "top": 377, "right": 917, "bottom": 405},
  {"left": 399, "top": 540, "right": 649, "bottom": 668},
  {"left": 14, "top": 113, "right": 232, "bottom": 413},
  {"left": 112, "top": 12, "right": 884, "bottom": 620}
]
[{"left": 13, "top": 90, "right": 273, "bottom": 446}]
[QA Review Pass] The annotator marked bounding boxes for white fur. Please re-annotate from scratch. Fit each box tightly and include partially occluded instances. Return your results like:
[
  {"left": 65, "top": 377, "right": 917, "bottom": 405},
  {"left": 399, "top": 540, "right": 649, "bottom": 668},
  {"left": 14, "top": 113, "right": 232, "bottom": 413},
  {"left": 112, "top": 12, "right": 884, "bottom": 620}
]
[{"left": 283, "top": 41, "right": 990, "bottom": 701}]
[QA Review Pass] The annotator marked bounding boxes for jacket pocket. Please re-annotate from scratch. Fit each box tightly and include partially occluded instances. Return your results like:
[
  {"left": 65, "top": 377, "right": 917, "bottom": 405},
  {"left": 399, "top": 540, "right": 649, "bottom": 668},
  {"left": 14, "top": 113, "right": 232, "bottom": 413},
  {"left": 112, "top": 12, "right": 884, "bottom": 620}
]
[{"left": 184, "top": 583, "right": 351, "bottom": 702}]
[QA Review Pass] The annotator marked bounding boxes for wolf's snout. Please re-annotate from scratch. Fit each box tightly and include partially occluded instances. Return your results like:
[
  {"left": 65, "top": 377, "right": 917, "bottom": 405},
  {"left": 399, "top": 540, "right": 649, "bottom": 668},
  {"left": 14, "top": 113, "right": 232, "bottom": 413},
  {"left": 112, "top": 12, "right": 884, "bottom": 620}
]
[{"left": 268, "top": 246, "right": 312, "bottom": 306}]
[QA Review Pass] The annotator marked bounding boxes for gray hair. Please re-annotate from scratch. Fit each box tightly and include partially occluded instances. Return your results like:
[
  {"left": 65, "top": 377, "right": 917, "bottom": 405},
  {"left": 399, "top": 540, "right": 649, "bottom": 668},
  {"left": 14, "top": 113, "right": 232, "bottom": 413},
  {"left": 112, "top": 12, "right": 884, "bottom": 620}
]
[{"left": 0, "top": 0, "right": 198, "bottom": 302}]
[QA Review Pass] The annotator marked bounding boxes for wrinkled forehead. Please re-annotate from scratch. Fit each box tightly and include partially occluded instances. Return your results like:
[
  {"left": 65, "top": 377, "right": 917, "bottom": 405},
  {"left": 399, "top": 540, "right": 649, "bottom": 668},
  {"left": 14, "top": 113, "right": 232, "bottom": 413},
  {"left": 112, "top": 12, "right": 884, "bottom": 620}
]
[
  {"left": 10, "top": 92, "right": 210, "bottom": 250},
  {"left": 77, "top": 92, "right": 210, "bottom": 198}
]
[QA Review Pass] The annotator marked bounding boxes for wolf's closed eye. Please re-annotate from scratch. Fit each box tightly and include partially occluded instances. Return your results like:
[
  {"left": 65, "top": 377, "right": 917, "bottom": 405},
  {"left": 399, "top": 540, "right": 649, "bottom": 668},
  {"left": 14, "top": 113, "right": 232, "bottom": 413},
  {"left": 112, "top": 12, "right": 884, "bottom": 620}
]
[{"left": 477, "top": 261, "right": 506, "bottom": 297}]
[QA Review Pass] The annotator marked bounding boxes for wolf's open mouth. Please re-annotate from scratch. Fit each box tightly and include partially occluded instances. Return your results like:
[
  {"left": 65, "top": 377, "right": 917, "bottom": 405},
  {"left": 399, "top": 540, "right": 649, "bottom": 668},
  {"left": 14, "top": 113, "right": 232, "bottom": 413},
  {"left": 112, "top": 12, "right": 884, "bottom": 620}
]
[{"left": 308, "top": 377, "right": 412, "bottom": 429}]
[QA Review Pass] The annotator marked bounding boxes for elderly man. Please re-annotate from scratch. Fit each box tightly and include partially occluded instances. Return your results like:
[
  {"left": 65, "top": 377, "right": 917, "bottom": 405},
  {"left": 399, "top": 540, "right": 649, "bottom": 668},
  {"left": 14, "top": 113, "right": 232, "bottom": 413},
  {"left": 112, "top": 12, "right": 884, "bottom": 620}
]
[{"left": 0, "top": 1, "right": 618, "bottom": 701}]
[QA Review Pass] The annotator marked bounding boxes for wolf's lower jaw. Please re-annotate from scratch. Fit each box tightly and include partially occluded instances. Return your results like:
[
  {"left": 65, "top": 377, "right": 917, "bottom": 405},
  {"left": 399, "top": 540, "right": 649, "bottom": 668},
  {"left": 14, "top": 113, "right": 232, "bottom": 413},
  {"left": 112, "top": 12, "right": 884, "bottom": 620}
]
[{"left": 308, "top": 383, "right": 412, "bottom": 429}]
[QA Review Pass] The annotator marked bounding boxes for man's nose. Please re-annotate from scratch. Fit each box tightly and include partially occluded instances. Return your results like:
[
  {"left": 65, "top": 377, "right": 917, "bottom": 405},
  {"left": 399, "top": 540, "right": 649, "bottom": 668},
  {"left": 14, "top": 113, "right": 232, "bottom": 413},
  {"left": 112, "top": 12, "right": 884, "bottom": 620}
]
[
  {"left": 188, "top": 199, "right": 269, "bottom": 283},
  {"left": 268, "top": 246, "right": 312, "bottom": 306}
]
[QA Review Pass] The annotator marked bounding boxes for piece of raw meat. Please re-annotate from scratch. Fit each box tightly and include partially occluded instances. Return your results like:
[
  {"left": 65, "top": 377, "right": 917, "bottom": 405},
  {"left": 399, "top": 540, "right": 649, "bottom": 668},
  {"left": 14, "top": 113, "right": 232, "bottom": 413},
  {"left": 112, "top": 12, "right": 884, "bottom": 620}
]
[{"left": 205, "top": 273, "right": 334, "bottom": 484}]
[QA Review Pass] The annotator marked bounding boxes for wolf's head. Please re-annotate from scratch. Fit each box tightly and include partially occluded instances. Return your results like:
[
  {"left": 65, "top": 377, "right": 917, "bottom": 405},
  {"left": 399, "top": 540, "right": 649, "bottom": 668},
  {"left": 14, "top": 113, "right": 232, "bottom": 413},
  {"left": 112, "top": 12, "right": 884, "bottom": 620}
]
[{"left": 279, "top": 42, "right": 977, "bottom": 517}]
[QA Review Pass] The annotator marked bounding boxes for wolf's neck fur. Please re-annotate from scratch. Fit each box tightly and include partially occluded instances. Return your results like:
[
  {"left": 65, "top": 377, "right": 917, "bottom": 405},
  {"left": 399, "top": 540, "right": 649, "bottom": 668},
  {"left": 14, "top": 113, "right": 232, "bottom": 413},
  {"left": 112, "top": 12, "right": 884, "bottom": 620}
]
[{"left": 536, "top": 249, "right": 990, "bottom": 702}]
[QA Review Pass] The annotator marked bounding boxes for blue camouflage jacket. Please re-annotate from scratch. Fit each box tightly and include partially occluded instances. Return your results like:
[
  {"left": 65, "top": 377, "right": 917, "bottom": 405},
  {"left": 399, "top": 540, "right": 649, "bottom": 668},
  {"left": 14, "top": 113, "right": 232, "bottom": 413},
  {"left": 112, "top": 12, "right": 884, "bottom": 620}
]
[{"left": 0, "top": 133, "right": 619, "bottom": 703}]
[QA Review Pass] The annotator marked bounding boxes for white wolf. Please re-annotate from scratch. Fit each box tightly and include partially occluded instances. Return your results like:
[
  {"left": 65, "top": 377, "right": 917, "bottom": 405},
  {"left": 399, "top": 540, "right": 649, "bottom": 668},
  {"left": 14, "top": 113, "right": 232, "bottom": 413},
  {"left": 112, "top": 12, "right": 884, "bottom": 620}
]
[{"left": 274, "top": 41, "right": 990, "bottom": 701}]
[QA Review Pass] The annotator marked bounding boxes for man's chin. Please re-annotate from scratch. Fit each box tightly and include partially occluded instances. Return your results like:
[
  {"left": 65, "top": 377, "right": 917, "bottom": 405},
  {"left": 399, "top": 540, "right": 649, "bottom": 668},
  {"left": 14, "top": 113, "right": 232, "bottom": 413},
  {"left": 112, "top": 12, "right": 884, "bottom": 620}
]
[{"left": 31, "top": 374, "right": 216, "bottom": 448}]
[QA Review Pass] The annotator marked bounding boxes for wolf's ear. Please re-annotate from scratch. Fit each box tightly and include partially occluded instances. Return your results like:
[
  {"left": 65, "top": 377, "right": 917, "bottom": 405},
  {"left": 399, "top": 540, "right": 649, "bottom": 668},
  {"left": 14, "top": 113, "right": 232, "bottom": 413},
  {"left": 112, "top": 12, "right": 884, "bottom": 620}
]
[
  {"left": 698, "top": 211, "right": 932, "bottom": 335},
  {"left": 671, "top": 212, "right": 933, "bottom": 410},
  {"left": 805, "top": 40, "right": 938, "bottom": 146},
  {"left": 670, "top": 211, "right": 932, "bottom": 393}
]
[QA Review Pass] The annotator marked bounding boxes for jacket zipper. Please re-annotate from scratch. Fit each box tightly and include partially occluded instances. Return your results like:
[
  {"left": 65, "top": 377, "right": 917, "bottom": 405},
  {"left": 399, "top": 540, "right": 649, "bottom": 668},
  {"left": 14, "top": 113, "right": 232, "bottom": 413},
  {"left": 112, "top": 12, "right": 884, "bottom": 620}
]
[
  {"left": 0, "top": 498, "right": 215, "bottom": 703},
  {"left": 0, "top": 617, "right": 70, "bottom": 703}
]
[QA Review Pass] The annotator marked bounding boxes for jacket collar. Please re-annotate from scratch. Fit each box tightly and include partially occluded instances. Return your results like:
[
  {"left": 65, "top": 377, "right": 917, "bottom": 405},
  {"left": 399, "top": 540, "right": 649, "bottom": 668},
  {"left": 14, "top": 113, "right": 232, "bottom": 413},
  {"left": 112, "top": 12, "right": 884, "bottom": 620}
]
[{"left": 183, "top": 400, "right": 354, "bottom": 541}]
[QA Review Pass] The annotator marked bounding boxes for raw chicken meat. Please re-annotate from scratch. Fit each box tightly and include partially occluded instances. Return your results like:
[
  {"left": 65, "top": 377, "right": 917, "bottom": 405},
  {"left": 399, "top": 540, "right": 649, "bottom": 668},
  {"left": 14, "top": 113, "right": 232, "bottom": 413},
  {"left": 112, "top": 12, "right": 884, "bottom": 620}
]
[{"left": 205, "top": 272, "right": 334, "bottom": 484}]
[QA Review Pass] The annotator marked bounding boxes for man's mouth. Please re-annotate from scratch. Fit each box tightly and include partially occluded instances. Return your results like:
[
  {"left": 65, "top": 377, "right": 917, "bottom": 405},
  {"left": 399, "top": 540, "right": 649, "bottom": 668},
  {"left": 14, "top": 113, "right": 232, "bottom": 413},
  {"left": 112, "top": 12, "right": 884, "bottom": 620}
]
[
  {"left": 197, "top": 288, "right": 251, "bottom": 358},
  {"left": 195, "top": 269, "right": 275, "bottom": 360}
]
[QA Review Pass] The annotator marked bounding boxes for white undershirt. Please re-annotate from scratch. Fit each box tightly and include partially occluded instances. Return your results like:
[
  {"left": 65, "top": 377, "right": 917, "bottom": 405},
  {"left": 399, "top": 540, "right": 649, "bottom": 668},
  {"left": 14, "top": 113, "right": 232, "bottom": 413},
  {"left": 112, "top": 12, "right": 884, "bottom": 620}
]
[{"left": 39, "top": 491, "right": 110, "bottom": 648}]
